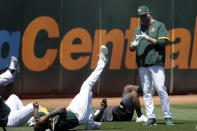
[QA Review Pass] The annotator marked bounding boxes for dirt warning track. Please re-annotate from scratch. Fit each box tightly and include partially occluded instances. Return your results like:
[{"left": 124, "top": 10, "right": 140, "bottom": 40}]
[{"left": 21, "top": 95, "right": 197, "bottom": 109}]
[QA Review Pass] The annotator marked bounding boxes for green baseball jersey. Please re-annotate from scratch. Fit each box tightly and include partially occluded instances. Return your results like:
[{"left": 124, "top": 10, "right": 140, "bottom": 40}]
[
  {"left": 53, "top": 111, "right": 79, "bottom": 130},
  {"left": 0, "top": 97, "right": 11, "bottom": 126},
  {"left": 132, "top": 21, "right": 169, "bottom": 67}
]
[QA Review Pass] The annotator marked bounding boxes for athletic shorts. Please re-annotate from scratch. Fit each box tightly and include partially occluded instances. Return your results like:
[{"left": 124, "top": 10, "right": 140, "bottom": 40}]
[{"left": 121, "top": 93, "right": 133, "bottom": 111}]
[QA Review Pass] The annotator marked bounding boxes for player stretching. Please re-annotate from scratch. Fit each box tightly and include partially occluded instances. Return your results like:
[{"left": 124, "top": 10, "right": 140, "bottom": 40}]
[
  {"left": 93, "top": 85, "right": 147, "bottom": 122},
  {"left": 34, "top": 45, "right": 108, "bottom": 131},
  {"left": 130, "top": 5, "right": 173, "bottom": 125},
  {"left": 0, "top": 56, "right": 43, "bottom": 131}
]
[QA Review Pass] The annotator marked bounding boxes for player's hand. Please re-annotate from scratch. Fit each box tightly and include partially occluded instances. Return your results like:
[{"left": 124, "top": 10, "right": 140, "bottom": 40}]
[
  {"left": 100, "top": 102, "right": 107, "bottom": 112},
  {"left": 130, "top": 34, "right": 142, "bottom": 50},
  {"left": 36, "top": 116, "right": 48, "bottom": 124},
  {"left": 133, "top": 40, "right": 139, "bottom": 46},
  {"left": 135, "top": 34, "right": 143, "bottom": 41},
  {"left": 136, "top": 31, "right": 149, "bottom": 40},
  {"left": 129, "top": 40, "right": 139, "bottom": 51},
  {"left": 33, "top": 101, "right": 39, "bottom": 109}
]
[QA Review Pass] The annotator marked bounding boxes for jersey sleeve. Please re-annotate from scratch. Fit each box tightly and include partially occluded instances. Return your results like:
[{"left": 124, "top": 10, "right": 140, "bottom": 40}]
[{"left": 157, "top": 23, "right": 169, "bottom": 40}]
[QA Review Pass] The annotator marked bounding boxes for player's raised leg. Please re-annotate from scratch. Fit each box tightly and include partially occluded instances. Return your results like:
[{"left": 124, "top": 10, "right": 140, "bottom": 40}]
[
  {"left": 0, "top": 56, "right": 19, "bottom": 86},
  {"left": 67, "top": 45, "right": 108, "bottom": 130}
]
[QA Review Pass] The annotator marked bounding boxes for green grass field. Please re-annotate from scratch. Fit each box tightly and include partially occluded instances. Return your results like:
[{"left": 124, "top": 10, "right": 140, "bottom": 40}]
[{"left": 6, "top": 104, "right": 197, "bottom": 131}]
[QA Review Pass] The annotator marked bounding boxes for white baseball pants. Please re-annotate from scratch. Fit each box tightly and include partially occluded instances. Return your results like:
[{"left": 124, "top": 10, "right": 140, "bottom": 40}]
[
  {"left": 139, "top": 66, "right": 172, "bottom": 119},
  {"left": 67, "top": 58, "right": 106, "bottom": 124},
  {"left": 0, "top": 70, "right": 15, "bottom": 86},
  {"left": 5, "top": 94, "right": 42, "bottom": 126}
]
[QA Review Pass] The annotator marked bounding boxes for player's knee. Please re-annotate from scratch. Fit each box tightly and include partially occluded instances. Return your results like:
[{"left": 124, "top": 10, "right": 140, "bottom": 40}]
[
  {"left": 9, "top": 94, "right": 19, "bottom": 100},
  {"left": 156, "top": 87, "right": 167, "bottom": 96},
  {"left": 123, "top": 85, "right": 138, "bottom": 93},
  {"left": 130, "top": 91, "right": 138, "bottom": 98}
]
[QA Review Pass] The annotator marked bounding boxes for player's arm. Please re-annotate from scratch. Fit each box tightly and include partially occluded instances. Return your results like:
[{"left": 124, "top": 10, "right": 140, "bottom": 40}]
[
  {"left": 47, "top": 106, "right": 67, "bottom": 118},
  {"left": 137, "top": 31, "right": 157, "bottom": 44},
  {"left": 93, "top": 100, "right": 107, "bottom": 121},
  {"left": 36, "top": 106, "right": 66, "bottom": 124},
  {"left": 146, "top": 36, "right": 156, "bottom": 44},
  {"left": 138, "top": 23, "right": 169, "bottom": 46},
  {"left": 146, "top": 35, "right": 167, "bottom": 46},
  {"left": 33, "top": 101, "right": 39, "bottom": 125}
]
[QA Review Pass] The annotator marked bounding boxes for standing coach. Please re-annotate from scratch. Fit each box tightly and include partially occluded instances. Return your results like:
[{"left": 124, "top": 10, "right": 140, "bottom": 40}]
[{"left": 129, "top": 5, "right": 173, "bottom": 125}]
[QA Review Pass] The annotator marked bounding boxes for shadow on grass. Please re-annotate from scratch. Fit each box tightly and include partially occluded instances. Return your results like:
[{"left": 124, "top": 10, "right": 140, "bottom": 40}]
[{"left": 157, "top": 122, "right": 184, "bottom": 125}]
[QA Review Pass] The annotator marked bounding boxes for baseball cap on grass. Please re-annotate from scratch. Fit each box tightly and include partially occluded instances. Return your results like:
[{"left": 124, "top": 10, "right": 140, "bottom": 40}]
[
  {"left": 39, "top": 107, "right": 49, "bottom": 115},
  {"left": 35, "top": 111, "right": 46, "bottom": 119},
  {"left": 34, "top": 111, "right": 51, "bottom": 131},
  {"left": 137, "top": 5, "right": 150, "bottom": 16}
]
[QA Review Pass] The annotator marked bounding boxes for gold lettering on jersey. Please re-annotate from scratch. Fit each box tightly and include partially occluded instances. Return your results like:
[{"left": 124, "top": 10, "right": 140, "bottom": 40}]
[{"left": 151, "top": 27, "right": 155, "bottom": 32}]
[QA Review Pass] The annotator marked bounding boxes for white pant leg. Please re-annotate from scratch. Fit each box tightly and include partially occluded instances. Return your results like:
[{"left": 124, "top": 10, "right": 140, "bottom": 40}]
[
  {"left": 5, "top": 94, "right": 24, "bottom": 112},
  {"left": 0, "top": 70, "right": 15, "bottom": 86},
  {"left": 139, "top": 67, "right": 156, "bottom": 118},
  {"left": 149, "top": 66, "right": 172, "bottom": 118},
  {"left": 6, "top": 94, "right": 42, "bottom": 126},
  {"left": 7, "top": 103, "right": 34, "bottom": 127},
  {"left": 67, "top": 59, "right": 106, "bottom": 124}
]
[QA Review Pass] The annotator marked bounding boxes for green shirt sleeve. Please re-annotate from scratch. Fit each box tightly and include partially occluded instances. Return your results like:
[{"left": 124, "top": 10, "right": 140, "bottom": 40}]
[{"left": 157, "top": 23, "right": 169, "bottom": 40}]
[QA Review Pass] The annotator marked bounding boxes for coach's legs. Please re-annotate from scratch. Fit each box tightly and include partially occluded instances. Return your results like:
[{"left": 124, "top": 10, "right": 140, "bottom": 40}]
[
  {"left": 139, "top": 67, "right": 155, "bottom": 119},
  {"left": 150, "top": 66, "right": 172, "bottom": 119}
]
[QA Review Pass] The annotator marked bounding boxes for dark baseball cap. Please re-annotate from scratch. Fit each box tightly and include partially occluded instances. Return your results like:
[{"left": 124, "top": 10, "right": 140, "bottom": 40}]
[
  {"left": 35, "top": 112, "right": 46, "bottom": 119},
  {"left": 34, "top": 112, "right": 50, "bottom": 131},
  {"left": 137, "top": 5, "right": 150, "bottom": 16}
]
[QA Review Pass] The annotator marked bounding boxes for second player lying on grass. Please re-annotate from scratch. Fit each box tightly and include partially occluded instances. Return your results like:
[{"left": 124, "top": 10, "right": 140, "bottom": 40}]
[{"left": 93, "top": 85, "right": 147, "bottom": 122}]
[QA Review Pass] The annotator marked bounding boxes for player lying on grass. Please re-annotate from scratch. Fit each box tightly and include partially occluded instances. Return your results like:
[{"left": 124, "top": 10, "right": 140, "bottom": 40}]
[
  {"left": 34, "top": 45, "right": 108, "bottom": 131},
  {"left": 0, "top": 94, "right": 41, "bottom": 131},
  {"left": 0, "top": 57, "right": 43, "bottom": 129},
  {"left": 0, "top": 94, "right": 42, "bottom": 130},
  {"left": 93, "top": 85, "right": 147, "bottom": 122}
]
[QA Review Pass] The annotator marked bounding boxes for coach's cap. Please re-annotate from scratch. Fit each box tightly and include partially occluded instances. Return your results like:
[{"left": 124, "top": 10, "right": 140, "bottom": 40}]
[{"left": 137, "top": 5, "right": 150, "bottom": 16}]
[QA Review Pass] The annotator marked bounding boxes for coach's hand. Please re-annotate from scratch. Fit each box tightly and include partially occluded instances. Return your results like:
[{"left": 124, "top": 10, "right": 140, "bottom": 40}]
[{"left": 137, "top": 31, "right": 149, "bottom": 40}]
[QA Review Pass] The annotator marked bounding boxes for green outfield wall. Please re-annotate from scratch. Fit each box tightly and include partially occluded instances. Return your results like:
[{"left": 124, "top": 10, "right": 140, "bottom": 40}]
[{"left": 0, "top": 0, "right": 197, "bottom": 98}]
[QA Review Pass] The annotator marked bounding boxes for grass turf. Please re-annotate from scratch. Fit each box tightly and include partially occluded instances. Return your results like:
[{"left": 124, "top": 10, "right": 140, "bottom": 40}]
[{"left": 6, "top": 104, "right": 197, "bottom": 131}]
